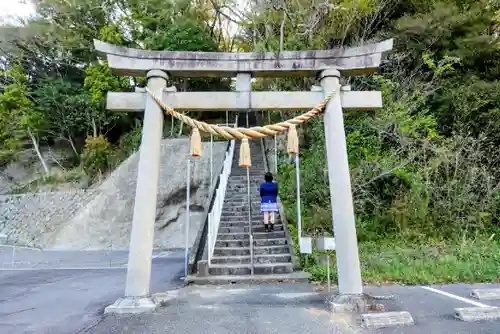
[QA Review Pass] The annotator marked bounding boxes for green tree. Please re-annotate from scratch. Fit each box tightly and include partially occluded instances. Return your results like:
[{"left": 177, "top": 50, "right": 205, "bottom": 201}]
[{"left": 0, "top": 65, "right": 50, "bottom": 173}]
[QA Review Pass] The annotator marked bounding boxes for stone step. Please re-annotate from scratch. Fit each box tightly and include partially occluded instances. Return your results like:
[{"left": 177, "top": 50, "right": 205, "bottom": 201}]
[
  {"left": 188, "top": 272, "right": 311, "bottom": 285},
  {"left": 230, "top": 166, "right": 266, "bottom": 169},
  {"left": 224, "top": 189, "right": 260, "bottom": 195},
  {"left": 222, "top": 205, "right": 266, "bottom": 210},
  {"left": 231, "top": 157, "right": 264, "bottom": 160},
  {"left": 209, "top": 262, "right": 293, "bottom": 276},
  {"left": 219, "top": 218, "right": 269, "bottom": 223},
  {"left": 222, "top": 201, "right": 262, "bottom": 207},
  {"left": 222, "top": 200, "right": 265, "bottom": 205},
  {"left": 220, "top": 209, "right": 262, "bottom": 215},
  {"left": 228, "top": 176, "right": 265, "bottom": 181},
  {"left": 224, "top": 191, "right": 260, "bottom": 196},
  {"left": 225, "top": 187, "right": 261, "bottom": 191},
  {"left": 222, "top": 205, "right": 262, "bottom": 210},
  {"left": 219, "top": 218, "right": 272, "bottom": 224},
  {"left": 218, "top": 224, "right": 284, "bottom": 233},
  {"left": 226, "top": 184, "right": 260, "bottom": 189},
  {"left": 230, "top": 172, "right": 267, "bottom": 176},
  {"left": 211, "top": 254, "right": 292, "bottom": 264},
  {"left": 219, "top": 218, "right": 280, "bottom": 224},
  {"left": 226, "top": 184, "right": 263, "bottom": 188},
  {"left": 227, "top": 180, "right": 262, "bottom": 184},
  {"left": 213, "top": 245, "right": 291, "bottom": 256},
  {"left": 220, "top": 214, "right": 279, "bottom": 220},
  {"left": 224, "top": 194, "right": 271, "bottom": 200},
  {"left": 231, "top": 162, "right": 265, "bottom": 166},
  {"left": 215, "top": 238, "right": 288, "bottom": 248},
  {"left": 222, "top": 203, "right": 267, "bottom": 208},
  {"left": 221, "top": 211, "right": 278, "bottom": 217},
  {"left": 216, "top": 231, "right": 286, "bottom": 240},
  {"left": 219, "top": 221, "right": 282, "bottom": 229},
  {"left": 224, "top": 197, "right": 262, "bottom": 201},
  {"left": 230, "top": 162, "right": 265, "bottom": 166},
  {"left": 229, "top": 170, "right": 264, "bottom": 174}
]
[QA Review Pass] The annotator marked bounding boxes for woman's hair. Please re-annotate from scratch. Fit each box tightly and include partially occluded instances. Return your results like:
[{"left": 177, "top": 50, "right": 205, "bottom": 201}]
[{"left": 264, "top": 172, "right": 273, "bottom": 182}]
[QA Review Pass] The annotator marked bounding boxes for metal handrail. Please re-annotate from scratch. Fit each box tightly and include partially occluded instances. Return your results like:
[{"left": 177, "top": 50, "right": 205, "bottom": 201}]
[{"left": 207, "top": 116, "right": 238, "bottom": 266}]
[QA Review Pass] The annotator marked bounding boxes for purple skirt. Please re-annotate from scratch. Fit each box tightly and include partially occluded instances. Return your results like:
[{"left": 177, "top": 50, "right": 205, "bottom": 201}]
[{"left": 260, "top": 201, "right": 279, "bottom": 213}]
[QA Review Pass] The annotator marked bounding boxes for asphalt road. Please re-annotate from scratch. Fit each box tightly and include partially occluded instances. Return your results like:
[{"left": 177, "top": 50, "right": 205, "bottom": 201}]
[
  {"left": 87, "top": 283, "right": 500, "bottom": 334},
  {"left": 0, "top": 247, "right": 184, "bottom": 334},
  {"left": 366, "top": 283, "right": 500, "bottom": 334},
  {"left": 2, "top": 246, "right": 500, "bottom": 333}
]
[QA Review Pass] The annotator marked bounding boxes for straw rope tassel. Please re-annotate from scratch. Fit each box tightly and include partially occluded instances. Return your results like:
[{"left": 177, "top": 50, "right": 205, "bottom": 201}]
[
  {"left": 239, "top": 138, "right": 251, "bottom": 167},
  {"left": 287, "top": 124, "right": 299, "bottom": 156},
  {"left": 190, "top": 127, "right": 202, "bottom": 157}
]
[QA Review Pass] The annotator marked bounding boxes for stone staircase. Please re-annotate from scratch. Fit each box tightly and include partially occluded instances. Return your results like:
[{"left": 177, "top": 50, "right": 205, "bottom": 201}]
[{"left": 192, "top": 137, "right": 309, "bottom": 283}]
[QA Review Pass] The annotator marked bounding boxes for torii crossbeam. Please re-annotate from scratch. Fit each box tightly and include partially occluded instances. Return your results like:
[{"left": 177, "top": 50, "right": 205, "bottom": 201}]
[{"left": 94, "top": 39, "right": 394, "bottom": 314}]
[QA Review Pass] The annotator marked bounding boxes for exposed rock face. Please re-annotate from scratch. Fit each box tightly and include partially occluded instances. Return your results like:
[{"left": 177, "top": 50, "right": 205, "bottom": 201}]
[{"left": 0, "top": 139, "right": 227, "bottom": 250}]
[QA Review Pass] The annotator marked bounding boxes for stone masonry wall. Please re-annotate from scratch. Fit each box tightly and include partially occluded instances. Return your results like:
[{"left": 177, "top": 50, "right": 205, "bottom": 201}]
[
  {"left": 0, "top": 138, "right": 227, "bottom": 250},
  {"left": 0, "top": 190, "right": 95, "bottom": 248},
  {"left": 47, "top": 139, "right": 226, "bottom": 250}
]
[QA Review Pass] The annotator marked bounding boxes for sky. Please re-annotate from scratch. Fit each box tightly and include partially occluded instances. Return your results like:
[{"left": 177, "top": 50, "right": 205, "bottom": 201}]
[
  {"left": 0, "top": 0, "right": 35, "bottom": 24},
  {"left": 0, "top": 0, "right": 241, "bottom": 34},
  {"left": 0, "top": 0, "right": 242, "bottom": 40}
]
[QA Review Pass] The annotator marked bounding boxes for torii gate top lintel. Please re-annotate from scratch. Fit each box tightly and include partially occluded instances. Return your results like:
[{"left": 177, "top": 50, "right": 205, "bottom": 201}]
[{"left": 93, "top": 39, "right": 393, "bottom": 78}]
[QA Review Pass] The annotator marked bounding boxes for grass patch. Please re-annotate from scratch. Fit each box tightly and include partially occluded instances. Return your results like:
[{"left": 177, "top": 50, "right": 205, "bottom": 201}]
[
  {"left": 300, "top": 234, "right": 500, "bottom": 285},
  {"left": 8, "top": 168, "right": 88, "bottom": 194}
]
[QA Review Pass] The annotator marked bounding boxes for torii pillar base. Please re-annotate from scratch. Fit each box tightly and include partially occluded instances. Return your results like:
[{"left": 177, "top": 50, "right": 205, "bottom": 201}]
[{"left": 104, "top": 297, "right": 157, "bottom": 315}]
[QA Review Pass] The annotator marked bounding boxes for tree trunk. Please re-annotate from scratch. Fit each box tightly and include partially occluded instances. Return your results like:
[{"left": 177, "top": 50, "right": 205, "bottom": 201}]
[
  {"left": 28, "top": 127, "right": 50, "bottom": 175},
  {"left": 178, "top": 115, "right": 184, "bottom": 137},
  {"left": 91, "top": 117, "right": 97, "bottom": 137},
  {"left": 170, "top": 117, "right": 175, "bottom": 137},
  {"left": 279, "top": 11, "right": 286, "bottom": 53},
  {"left": 68, "top": 135, "right": 79, "bottom": 159}
]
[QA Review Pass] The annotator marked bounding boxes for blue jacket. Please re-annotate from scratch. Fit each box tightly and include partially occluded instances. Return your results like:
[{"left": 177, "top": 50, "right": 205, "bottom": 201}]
[{"left": 260, "top": 181, "right": 278, "bottom": 204}]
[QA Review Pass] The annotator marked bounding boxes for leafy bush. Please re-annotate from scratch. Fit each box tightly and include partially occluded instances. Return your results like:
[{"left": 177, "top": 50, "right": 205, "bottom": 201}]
[{"left": 81, "top": 135, "right": 113, "bottom": 178}]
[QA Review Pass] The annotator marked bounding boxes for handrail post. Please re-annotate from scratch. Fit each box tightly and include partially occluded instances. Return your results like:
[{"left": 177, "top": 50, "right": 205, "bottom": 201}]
[
  {"left": 247, "top": 166, "right": 254, "bottom": 276},
  {"left": 208, "top": 214, "right": 212, "bottom": 264},
  {"left": 295, "top": 153, "right": 302, "bottom": 241}
]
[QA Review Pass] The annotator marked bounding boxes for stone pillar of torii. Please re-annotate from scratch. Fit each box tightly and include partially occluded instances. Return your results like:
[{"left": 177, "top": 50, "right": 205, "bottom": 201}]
[{"left": 94, "top": 39, "right": 393, "bottom": 313}]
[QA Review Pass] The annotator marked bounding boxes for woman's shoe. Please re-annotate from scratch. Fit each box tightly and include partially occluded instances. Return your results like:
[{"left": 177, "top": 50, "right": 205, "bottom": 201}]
[
  {"left": 270, "top": 224, "right": 274, "bottom": 231},
  {"left": 264, "top": 224, "right": 269, "bottom": 232}
]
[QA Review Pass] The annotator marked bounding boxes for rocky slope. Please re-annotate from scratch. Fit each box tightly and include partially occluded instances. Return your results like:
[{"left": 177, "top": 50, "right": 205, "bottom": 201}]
[{"left": 0, "top": 138, "right": 226, "bottom": 250}]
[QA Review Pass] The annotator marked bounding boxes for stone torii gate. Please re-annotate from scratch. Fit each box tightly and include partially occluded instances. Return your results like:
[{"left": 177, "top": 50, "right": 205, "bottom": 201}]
[{"left": 94, "top": 39, "right": 393, "bottom": 313}]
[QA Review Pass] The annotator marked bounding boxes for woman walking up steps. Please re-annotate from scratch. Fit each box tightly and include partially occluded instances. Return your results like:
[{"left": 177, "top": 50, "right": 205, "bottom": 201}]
[{"left": 259, "top": 172, "right": 279, "bottom": 232}]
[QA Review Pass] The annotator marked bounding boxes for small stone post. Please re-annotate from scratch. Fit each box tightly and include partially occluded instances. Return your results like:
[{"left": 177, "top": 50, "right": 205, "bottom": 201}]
[
  {"left": 105, "top": 69, "right": 168, "bottom": 314},
  {"left": 319, "top": 68, "right": 363, "bottom": 295}
]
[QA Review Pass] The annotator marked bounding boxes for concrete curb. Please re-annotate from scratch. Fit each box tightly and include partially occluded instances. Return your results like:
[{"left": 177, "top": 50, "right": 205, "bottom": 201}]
[
  {"left": 471, "top": 288, "right": 500, "bottom": 301},
  {"left": 360, "top": 311, "right": 415, "bottom": 329},
  {"left": 454, "top": 307, "right": 500, "bottom": 322}
]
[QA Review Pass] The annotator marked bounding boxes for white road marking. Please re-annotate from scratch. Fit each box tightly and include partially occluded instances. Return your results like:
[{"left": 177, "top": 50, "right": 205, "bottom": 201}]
[
  {"left": 0, "top": 266, "right": 126, "bottom": 271},
  {"left": 275, "top": 292, "right": 319, "bottom": 299},
  {"left": 0, "top": 245, "right": 41, "bottom": 251},
  {"left": 421, "top": 286, "right": 494, "bottom": 308},
  {"left": 152, "top": 251, "right": 172, "bottom": 259}
]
